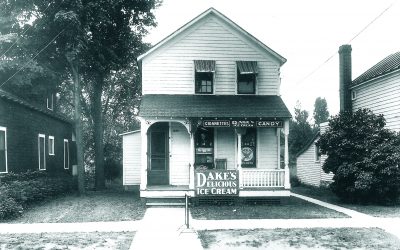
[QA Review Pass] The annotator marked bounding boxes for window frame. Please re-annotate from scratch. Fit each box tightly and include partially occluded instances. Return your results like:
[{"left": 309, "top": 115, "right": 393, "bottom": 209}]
[
  {"left": 47, "top": 94, "right": 54, "bottom": 111},
  {"left": 237, "top": 70, "right": 257, "bottom": 94},
  {"left": 48, "top": 136, "right": 55, "bottom": 156},
  {"left": 314, "top": 143, "right": 321, "bottom": 162},
  {"left": 351, "top": 90, "right": 357, "bottom": 100},
  {"left": 38, "top": 134, "right": 46, "bottom": 170},
  {"left": 64, "top": 139, "right": 69, "bottom": 170},
  {"left": 0, "top": 126, "right": 8, "bottom": 174},
  {"left": 195, "top": 71, "right": 214, "bottom": 94},
  {"left": 194, "top": 127, "right": 215, "bottom": 169}
]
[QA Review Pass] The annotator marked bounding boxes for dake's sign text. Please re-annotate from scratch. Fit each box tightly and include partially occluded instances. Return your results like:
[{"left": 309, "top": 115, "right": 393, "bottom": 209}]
[{"left": 195, "top": 170, "right": 239, "bottom": 196}]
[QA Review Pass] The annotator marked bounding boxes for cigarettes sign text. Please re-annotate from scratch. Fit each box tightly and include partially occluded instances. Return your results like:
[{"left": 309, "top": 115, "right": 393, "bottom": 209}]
[{"left": 195, "top": 170, "right": 239, "bottom": 196}]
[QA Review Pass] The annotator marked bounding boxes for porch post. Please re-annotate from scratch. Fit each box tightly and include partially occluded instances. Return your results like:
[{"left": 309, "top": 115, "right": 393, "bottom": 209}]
[
  {"left": 189, "top": 130, "right": 195, "bottom": 190},
  {"left": 284, "top": 120, "right": 291, "bottom": 189},
  {"left": 236, "top": 131, "right": 243, "bottom": 188},
  {"left": 277, "top": 128, "right": 281, "bottom": 169},
  {"left": 140, "top": 119, "right": 150, "bottom": 191}
]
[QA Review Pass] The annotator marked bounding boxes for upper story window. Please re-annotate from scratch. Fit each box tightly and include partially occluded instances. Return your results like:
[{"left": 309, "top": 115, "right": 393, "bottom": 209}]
[
  {"left": 47, "top": 94, "right": 54, "bottom": 110},
  {"left": 237, "top": 61, "right": 257, "bottom": 94},
  {"left": 194, "top": 60, "right": 215, "bottom": 94}
]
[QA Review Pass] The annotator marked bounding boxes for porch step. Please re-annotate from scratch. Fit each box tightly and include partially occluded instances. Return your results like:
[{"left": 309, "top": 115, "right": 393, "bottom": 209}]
[{"left": 146, "top": 197, "right": 187, "bottom": 207}]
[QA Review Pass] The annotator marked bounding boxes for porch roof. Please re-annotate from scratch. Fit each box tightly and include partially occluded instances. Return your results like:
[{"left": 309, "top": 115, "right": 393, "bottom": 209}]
[{"left": 139, "top": 94, "right": 292, "bottom": 118}]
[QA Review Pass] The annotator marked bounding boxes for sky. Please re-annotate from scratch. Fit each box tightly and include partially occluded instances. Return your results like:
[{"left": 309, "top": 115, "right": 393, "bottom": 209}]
[{"left": 143, "top": 0, "right": 400, "bottom": 121}]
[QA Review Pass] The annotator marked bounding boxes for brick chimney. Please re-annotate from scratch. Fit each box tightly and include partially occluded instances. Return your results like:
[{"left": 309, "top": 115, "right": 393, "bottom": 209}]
[{"left": 339, "top": 44, "right": 352, "bottom": 112}]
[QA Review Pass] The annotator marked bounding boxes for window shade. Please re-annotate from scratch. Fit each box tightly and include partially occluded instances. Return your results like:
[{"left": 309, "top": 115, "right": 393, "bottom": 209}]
[
  {"left": 194, "top": 60, "right": 216, "bottom": 72},
  {"left": 237, "top": 61, "right": 258, "bottom": 74}
]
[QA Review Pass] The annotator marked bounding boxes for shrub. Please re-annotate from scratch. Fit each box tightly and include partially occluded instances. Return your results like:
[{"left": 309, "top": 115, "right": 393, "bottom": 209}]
[
  {"left": 0, "top": 171, "right": 74, "bottom": 220},
  {"left": 318, "top": 109, "right": 400, "bottom": 204}
]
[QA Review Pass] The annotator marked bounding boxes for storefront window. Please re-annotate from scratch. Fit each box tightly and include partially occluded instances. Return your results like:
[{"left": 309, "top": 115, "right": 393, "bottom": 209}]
[
  {"left": 241, "top": 128, "right": 256, "bottom": 168},
  {"left": 195, "top": 127, "right": 214, "bottom": 169}
]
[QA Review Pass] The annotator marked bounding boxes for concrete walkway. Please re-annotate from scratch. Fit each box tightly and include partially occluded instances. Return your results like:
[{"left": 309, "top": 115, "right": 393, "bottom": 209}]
[{"left": 129, "top": 207, "right": 203, "bottom": 250}]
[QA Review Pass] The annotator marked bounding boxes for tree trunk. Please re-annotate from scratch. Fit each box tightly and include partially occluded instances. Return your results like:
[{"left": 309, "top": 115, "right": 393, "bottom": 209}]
[
  {"left": 69, "top": 60, "right": 85, "bottom": 195},
  {"left": 93, "top": 78, "right": 105, "bottom": 190}
]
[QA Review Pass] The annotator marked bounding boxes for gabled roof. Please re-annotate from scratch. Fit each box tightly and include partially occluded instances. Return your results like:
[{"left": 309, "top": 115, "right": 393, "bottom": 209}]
[
  {"left": 295, "top": 131, "right": 320, "bottom": 158},
  {"left": 0, "top": 89, "right": 73, "bottom": 124},
  {"left": 139, "top": 94, "right": 291, "bottom": 118},
  {"left": 352, "top": 52, "right": 400, "bottom": 86},
  {"left": 138, "top": 8, "right": 286, "bottom": 65}
]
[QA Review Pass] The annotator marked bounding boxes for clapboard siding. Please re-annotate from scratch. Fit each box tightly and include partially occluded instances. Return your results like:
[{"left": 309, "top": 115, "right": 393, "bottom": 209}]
[
  {"left": 296, "top": 139, "right": 321, "bottom": 187},
  {"left": 320, "top": 154, "right": 333, "bottom": 183},
  {"left": 170, "top": 123, "right": 190, "bottom": 185},
  {"left": 257, "top": 128, "right": 277, "bottom": 169},
  {"left": 352, "top": 71, "right": 400, "bottom": 131},
  {"left": 123, "top": 132, "right": 141, "bottom": 185},
  {"left": 142, "top": 15, "right": 280, "bottom": 95},
  {"left": 216, "top": 128, "right": 236, "bottom": 170}
]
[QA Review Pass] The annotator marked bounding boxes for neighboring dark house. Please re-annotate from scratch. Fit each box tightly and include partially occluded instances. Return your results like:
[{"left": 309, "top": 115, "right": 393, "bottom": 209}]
[{"left": 0, "top": 89, "right": 76, "bottom": 174}]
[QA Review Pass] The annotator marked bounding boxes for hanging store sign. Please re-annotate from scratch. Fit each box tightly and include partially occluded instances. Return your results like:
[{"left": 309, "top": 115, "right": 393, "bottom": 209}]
[
  {"left": 202, "top": 119, "right": 283, "bottom": 128},
  {"left": 195, "top": 170, "right": 239, "bottom": 196}
]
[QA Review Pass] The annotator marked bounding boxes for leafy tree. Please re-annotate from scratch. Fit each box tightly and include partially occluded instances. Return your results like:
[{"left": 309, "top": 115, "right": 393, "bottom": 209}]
[
  {"left": 1, "top": 0, "right": 159, "bottom": 190},
  {"left": 289, "top": 102, "right": 314, "bottom": 164},
  {"left": 318, "top": 109, "right": 400, "bottom": 203},
  {"left": 313, "top": 97, "right": 329, "bottom": 127}
]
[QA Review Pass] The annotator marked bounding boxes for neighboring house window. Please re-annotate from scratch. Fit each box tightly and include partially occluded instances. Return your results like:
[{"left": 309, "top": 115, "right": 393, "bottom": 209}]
[
  {"left": 48, "top": 136, "right": 55, "bottom": 155},
  {"left": 0, "top": 127, "right": 7, "bottom": 173},
  {"left": 237, "top": 61, "right": 257, "bottom": 94},
  {"left": 38, "top": 134, "right": 46, "bottom": 170},
  {"left": 195, "top": 127, "right": 214, "bottom": 169},
  {"left": 64, "top": 139, "right": 69, "bottom": 169},
  {"left": 315, "top": 143, "right": 321, "bottom": 162},
  {"left": 241, "top": 128, "right": 257, "bottom": 168},
  {"left": 351, "top": 90, "right": 357, "bottom": 100},
  {"left": 194, "top": 60, "right": 215, "bottom": 94},
  {"left": 47, "top": 94, "right": 54, "bottom": 110}
]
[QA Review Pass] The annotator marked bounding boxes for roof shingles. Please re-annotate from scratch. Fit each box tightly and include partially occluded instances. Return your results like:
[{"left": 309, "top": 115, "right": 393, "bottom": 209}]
[
  {"left": 353, "top": 52, "right": 400, "bottom": 85},
  {"left": 139, "top": 94, "right": 291, "bottom": 119}
]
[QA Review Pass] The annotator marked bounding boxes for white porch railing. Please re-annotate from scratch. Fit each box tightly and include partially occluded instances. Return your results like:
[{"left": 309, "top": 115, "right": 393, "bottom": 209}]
[{"left": 241, "top": 169, "right": 285, "bottom": 188}]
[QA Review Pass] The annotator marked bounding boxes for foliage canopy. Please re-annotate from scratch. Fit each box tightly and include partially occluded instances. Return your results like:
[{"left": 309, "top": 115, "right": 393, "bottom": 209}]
[{"left": 318, "top": 109, "right": 400, "bottom": 203}]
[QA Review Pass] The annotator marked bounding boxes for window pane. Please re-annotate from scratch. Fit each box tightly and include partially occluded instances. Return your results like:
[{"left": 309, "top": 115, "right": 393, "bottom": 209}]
[
  {"left": 237, "top": 72, "right": 256, "bottom": 94},
  {"left": 0, "top": 131, "right": 5, "bottom": 172},
  {"left": 195, "top": 72, "right": 213, "bottom": 94},
  {"left": 39, "top": 137, "right": 45, "bottom": 169},
  {"left": 238, "top": 81, "right": 255, "bottom": 94},
  {"left": 242, "top": 128, "right": 256, "bottom": 168},
  {"left": 0, "top": 131, "right": 4, "bottom": 150}
]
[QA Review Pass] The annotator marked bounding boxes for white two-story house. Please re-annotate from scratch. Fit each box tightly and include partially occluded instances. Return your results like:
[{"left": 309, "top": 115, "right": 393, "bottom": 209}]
[{"left": 122, "top": 8, "right": 292, "bottom": 199}]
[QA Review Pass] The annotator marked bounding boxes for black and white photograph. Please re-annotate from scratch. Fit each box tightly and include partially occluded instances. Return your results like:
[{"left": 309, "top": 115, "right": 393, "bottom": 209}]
[{"left": 1, "top": 0, "right": 400, "bottom": 249}]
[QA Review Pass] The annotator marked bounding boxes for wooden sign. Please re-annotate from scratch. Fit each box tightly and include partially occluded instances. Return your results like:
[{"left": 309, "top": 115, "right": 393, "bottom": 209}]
[
  {"left": 195, "top": 170, "right": 239, "bottom": 196},
  {"left": 202, "top": 119, "right": 283, "bottom": 128}
]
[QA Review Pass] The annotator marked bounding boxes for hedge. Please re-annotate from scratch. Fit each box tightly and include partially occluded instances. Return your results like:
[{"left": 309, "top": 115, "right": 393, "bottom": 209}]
[{"left": 0, "top": 171, "right": 75, "bottom": 220}]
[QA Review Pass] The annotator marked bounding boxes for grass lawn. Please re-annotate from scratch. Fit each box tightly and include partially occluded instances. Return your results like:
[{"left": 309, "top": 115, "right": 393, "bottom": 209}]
[
  {"left": 292, "top": 185, "right": 400, "bottom": 218},
  {"left": 0, "top": 232, "right": 133, "bottom": 250},
  {"left": 190, "top": 197, "right": 348, "bottom": 220},
  {"left": 198, "top": 228, "right": 400, "bottom": 249},
  {"left": 9, "top": 189, "right": 146, "bottom": 223}
]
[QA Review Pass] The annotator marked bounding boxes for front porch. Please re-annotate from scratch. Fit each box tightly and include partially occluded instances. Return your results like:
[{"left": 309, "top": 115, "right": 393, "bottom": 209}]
[{"left": 138, "top": 118, "right": 291, "bottom": 198}]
